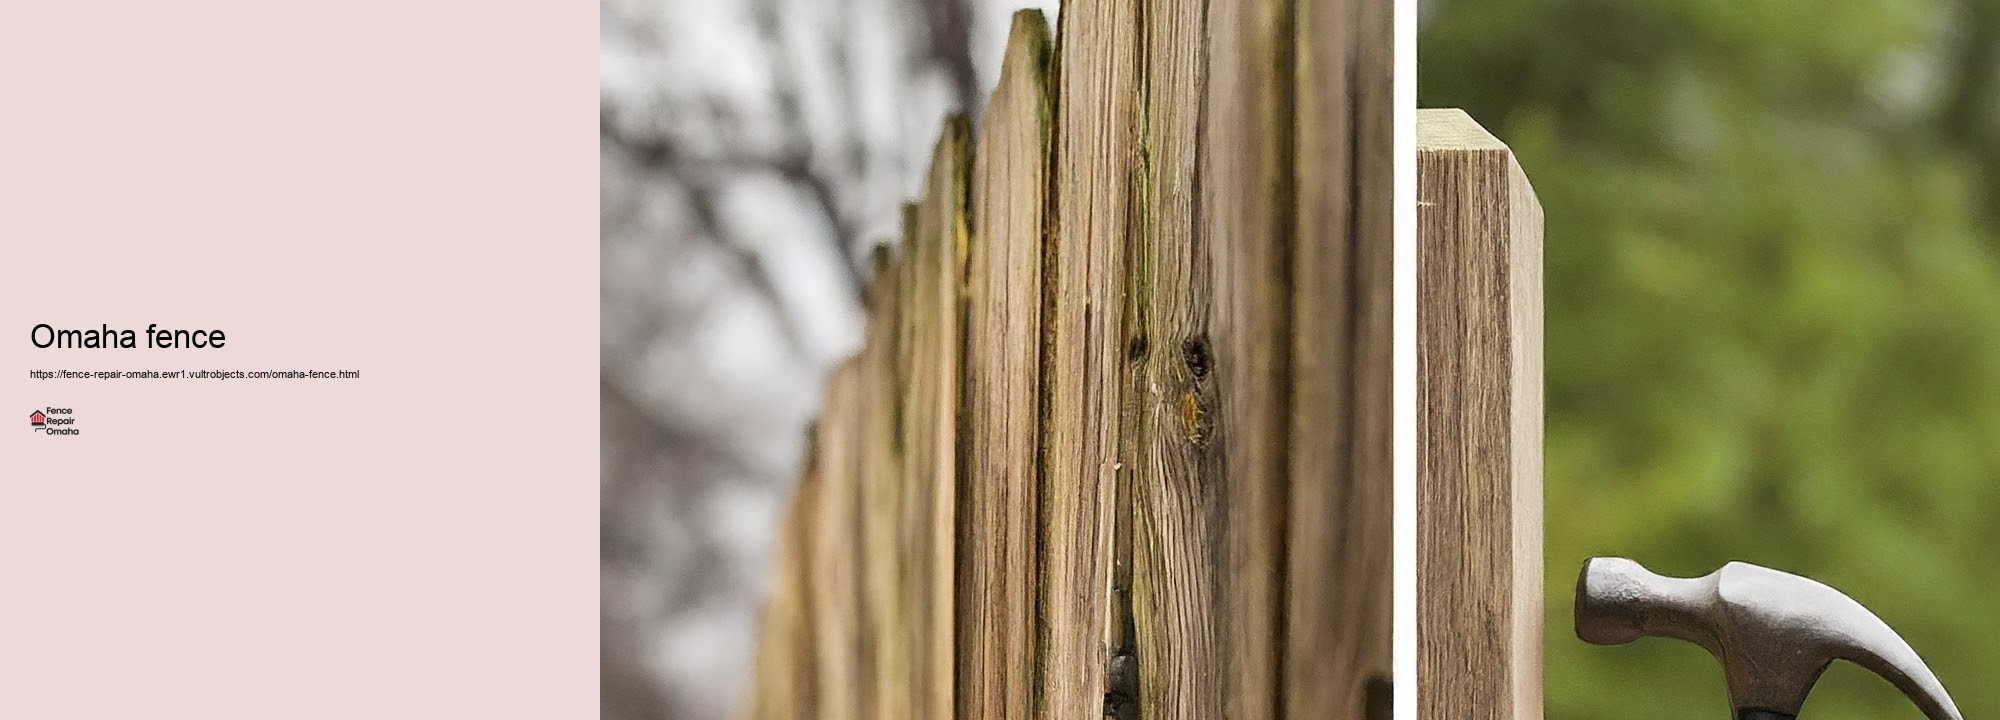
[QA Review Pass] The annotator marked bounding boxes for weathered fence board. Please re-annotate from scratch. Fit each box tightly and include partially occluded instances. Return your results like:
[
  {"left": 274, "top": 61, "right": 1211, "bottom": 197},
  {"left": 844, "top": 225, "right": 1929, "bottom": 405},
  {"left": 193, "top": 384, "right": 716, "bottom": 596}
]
[
  {"left": 1041, "top": 1, "right": 1137, "bottom": 718},
  {"left": 912, "top": 116, "right": 971, "bottom": 720},
  {"left": 1415, "top": 108, "right": 1544, "bottom": 720},
  {"left": 860, "top": 244, "right": 909, "bottom": 719},
  {"left": 1290, "top": 0, "right": 1397, "bottom": 717},
  {"left": 808, "top": 364, "right": 865, "bottom": 720},
  {"left": 961, "top": 13, "right": 1052, "bottom": 719},
  {"left": 1204, "top": 0, "right": 1293, "bottom": 717},
  {"left": 1282, "top": 0, "right": 1394, "bottom": 716},
  {"left": 746, "top": 2, "right": 1392, "bottom": 718},
  {"left": 1128, "top": 0, "right": 1226, "bottom": 717}
]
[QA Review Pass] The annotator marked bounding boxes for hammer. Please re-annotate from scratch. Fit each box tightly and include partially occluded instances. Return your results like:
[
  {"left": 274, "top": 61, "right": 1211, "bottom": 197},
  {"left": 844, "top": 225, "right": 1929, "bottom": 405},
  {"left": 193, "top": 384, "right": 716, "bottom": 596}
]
[{"left": 1574, "top": 558, "right": 1962, "bottom": 720}]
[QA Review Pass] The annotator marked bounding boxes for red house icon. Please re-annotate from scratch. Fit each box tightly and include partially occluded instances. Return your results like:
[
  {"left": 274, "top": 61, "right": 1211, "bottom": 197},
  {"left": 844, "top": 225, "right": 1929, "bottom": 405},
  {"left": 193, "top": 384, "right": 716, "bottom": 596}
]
[{"left": 30, "top": 411, "right": 46, "bottom": 427}]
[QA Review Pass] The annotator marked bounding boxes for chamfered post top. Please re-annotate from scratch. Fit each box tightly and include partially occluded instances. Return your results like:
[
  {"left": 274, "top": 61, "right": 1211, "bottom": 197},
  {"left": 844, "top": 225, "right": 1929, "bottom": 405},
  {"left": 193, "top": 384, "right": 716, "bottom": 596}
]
[{"left": 1417, "top": 108, "right": 1509, "bottom": 152}]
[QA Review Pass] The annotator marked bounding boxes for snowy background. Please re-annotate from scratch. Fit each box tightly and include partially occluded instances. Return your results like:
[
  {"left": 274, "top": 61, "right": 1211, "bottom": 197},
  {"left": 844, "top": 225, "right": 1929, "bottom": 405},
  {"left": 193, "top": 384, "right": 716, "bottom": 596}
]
[{"left": 600, "top": 0, "right": 1054, "bottom": 717}]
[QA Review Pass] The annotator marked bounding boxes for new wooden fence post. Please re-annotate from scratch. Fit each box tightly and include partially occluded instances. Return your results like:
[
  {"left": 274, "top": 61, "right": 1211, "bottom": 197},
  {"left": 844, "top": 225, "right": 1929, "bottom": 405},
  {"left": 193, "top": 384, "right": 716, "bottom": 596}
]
[{"left": 1415, "top": 108, "right": 1545, "bottom": 720}]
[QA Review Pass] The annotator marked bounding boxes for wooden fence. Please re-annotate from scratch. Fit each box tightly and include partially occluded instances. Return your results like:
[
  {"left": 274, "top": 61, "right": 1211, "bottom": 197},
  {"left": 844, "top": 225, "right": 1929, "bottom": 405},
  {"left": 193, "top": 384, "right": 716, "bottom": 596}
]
[{"left": 748, "top": 0, "right": 1390, "bottom": 716}]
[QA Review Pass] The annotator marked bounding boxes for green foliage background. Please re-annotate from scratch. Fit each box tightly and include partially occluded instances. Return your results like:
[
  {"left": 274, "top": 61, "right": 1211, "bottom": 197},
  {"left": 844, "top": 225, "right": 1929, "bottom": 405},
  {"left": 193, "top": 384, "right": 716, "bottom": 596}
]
[{"left": 1421, "top": 1, "right": 2000, "bottom": 718}]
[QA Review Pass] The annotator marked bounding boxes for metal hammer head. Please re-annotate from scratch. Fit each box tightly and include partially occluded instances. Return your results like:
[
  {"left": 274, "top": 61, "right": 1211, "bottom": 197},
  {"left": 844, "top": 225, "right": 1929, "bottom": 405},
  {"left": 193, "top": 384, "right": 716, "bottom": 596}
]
[{"left": 1574, "top": 557, "right": 1961, "bottom": 720}]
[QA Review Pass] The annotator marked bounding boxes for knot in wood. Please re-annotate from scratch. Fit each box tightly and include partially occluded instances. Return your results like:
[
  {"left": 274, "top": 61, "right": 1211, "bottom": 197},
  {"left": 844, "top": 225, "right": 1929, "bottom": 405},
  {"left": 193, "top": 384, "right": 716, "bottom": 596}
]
[{"left": 1180, "top": 336, "right": 1209, "bottom": 379}]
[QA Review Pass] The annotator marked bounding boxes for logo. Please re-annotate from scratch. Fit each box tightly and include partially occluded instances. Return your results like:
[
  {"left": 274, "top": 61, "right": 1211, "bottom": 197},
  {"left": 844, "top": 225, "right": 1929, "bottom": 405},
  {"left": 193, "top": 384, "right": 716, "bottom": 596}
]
[{"left": 30, "top": 407, "right": 79, "bottom": 436}]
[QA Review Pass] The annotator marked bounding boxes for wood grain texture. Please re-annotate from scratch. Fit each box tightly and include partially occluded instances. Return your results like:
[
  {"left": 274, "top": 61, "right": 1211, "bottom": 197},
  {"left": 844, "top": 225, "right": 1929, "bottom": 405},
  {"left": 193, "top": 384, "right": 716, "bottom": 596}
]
[
  {"left": 1129, "top": 0, "right": 1226, "bottom": 717},
  {"left": 1201, "top": 0, "right": 1293, "bottom": 716},
  {"left": 960, "top": 13, "right": 1052, "bottom": 720},
  {"left": 1040, "top": 0, "right": 1138, "bottom": 718},
  {"left": 912, "top": 118, "right": 971, "bottom": 720},
  {"left": 1415, "top": 107, "right": 1544, "bottom": 720}
]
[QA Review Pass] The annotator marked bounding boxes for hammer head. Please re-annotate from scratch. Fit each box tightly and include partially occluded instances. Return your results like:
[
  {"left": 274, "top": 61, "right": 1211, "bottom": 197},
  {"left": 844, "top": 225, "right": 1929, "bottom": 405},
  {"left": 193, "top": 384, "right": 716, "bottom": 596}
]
[{"left": 1574, "top": 558, "right": 1961, "bottom": 720}]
